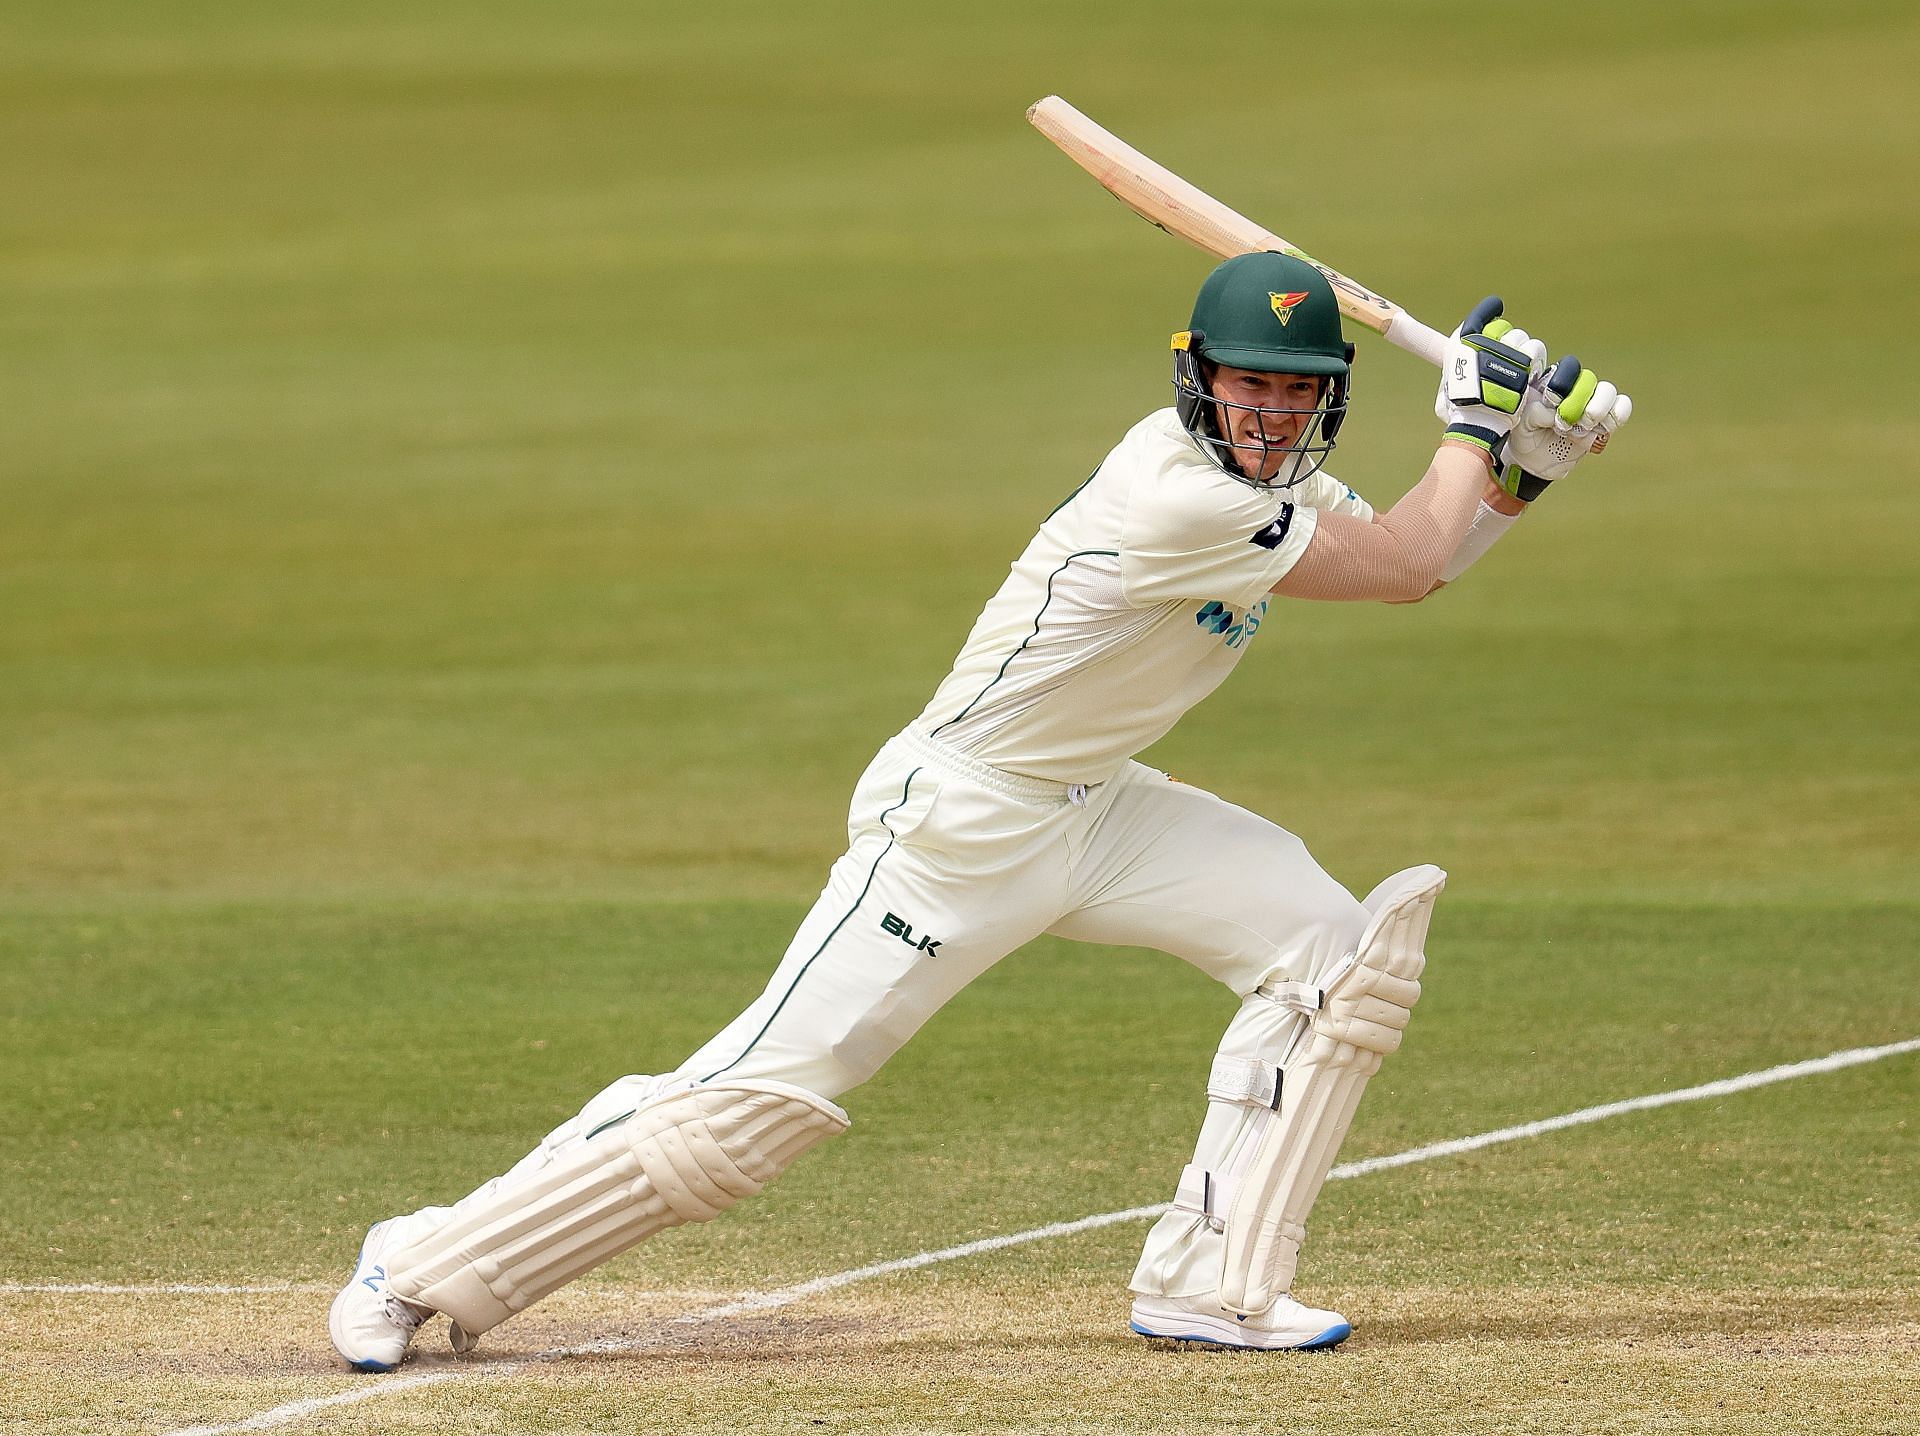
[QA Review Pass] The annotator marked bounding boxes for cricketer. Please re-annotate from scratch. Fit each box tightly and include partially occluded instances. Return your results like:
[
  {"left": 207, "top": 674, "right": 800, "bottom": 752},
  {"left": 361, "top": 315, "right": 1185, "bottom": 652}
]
[{"left": 330, "top": 251, "right": 1629, "bottom": 1368}]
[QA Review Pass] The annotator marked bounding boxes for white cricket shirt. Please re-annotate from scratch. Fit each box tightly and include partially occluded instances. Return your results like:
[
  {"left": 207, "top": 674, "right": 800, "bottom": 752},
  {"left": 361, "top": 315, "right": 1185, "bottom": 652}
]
[{"left": 912, "top": 408, "right": 1372, "bottom": 783}]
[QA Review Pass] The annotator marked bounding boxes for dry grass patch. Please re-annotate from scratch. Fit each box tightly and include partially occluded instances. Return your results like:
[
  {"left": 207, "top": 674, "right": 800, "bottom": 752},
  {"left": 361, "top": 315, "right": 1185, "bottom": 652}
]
[{"left": 5, "top": 1272, "right": 1915, "bottom": 1435}]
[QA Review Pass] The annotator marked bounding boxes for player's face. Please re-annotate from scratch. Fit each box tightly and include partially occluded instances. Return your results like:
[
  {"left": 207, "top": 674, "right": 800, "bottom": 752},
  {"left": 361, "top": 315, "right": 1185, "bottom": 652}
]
[{"left": 1208, "top": 367, "right": 1323, "bottom": 483}]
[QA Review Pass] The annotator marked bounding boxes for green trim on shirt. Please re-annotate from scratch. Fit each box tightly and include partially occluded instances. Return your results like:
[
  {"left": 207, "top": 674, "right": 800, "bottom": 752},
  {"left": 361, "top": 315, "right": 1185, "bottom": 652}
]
[{"left": 931, "top": 550, "right": 1120, "bottom": 737}]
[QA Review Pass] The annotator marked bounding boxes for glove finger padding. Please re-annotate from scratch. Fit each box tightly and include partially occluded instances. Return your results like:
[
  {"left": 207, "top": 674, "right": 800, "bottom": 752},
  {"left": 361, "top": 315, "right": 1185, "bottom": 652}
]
[
  {"left": 1573, "top": 380, "right": 1620, "bottom": 435},
  {"left": 1497, "top": 327, "right": 1549, "bottom": 377},
  {"left": 1503, "top": 355, "right": 1632, "bottom": 495},
  {"left": 1516, "top": 384, "right": 1562, "bottom": 436},
  {"left": 1458, "top": 294, "right": 1505, "bottom": 338}
]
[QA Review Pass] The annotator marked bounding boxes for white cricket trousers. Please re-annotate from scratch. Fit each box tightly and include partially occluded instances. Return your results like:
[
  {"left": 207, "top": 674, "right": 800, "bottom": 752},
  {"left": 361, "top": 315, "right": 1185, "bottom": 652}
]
[{"left": 672, "top": 724, "right": 1373, "bottom": 1300}]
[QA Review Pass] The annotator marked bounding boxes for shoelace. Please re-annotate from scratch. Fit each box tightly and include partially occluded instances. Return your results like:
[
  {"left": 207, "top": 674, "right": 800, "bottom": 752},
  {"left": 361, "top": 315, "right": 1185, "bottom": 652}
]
[{"left": 383, "top": 1294, "right": 428, "bottom": 1332}]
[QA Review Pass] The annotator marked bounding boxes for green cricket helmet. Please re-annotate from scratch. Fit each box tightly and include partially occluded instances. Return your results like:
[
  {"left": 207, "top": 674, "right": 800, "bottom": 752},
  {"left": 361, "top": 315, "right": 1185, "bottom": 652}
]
[{"left": 1173, "top": 251, "right": 1355, "bottom": 487}]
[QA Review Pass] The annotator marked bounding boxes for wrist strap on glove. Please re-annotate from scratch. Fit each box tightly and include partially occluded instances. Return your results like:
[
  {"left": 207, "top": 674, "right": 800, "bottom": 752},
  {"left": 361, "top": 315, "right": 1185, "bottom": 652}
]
[
  {"left": 1443, "top": 421, "right": 1508, "bottom": 464},
  {"left": 1496, "top": 464, "right": 1553, "bottom": 503}
]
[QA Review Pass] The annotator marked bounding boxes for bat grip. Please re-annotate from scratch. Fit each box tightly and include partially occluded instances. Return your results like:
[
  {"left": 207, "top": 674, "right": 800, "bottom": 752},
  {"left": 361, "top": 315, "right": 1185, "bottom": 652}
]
[{"left": 1384, "top": 312, "right": 1448, "bottom": 369}]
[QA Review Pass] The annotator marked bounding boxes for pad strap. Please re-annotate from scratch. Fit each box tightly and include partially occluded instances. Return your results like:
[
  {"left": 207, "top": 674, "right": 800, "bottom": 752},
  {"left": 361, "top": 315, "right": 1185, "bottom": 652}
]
[
  {"left": 1171, "top": 1163, "right": 1231, "bottom": 1232},
  {"left": 1206, "top": 1055, "right": 1280, "bottom": 1109},
  {"left": 1255, "top": 978, "right": 1325, "bottom": 1016}
]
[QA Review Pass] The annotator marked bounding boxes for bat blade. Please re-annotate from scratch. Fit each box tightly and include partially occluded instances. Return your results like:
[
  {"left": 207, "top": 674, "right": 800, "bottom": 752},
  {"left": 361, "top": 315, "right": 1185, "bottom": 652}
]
[{"left": 1026, "top": 96, "right": 1447, "bottom": 368}]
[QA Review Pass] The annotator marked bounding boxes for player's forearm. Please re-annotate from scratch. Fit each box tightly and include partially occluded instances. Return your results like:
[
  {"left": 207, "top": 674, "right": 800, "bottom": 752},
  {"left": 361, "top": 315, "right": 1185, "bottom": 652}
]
[
  {"left": 1423, "top": 473, "right": 1529, "bottom": 594},
  {"left": 1273, "top": 443, "right": 1490, "bottom": 603},
  {"left": 1411, "top": 441, "right": 1498, "bottom": 536},
  {"left": 1387, "top": 443, "right": 1502, "bottom": 594}
]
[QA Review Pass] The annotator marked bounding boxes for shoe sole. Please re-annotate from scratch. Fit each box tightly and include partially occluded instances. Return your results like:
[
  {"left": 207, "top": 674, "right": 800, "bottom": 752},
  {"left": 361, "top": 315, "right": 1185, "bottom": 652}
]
[{"left": 1129, "top": 1316, "right": 1353, "bottom": 1352}]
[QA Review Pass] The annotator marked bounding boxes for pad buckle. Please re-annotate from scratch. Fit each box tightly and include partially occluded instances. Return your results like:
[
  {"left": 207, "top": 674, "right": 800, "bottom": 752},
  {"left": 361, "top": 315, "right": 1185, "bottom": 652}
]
[
  {"left": 1257, "top": 977, "right": 1325, "bottom": 1016},
  {"left": 1173, "top": 1162, "right": 1231, "bottom": 1233}
]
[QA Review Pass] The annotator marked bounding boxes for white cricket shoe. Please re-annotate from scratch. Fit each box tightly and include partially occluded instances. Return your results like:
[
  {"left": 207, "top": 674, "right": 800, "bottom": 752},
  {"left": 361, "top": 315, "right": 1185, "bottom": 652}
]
[
  {"left": 328, "top": 1217, "right": 435, "bottom": 1372},
  {"left": 1129, "top": 1291, "right": 1353, "bottom": 1351}
]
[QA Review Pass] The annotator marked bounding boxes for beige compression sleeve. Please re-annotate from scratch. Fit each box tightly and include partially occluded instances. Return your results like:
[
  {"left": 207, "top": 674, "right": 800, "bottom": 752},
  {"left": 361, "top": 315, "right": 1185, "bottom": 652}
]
[{"left": 1273, "top": 444, "right": 1489, "bottom": 603}]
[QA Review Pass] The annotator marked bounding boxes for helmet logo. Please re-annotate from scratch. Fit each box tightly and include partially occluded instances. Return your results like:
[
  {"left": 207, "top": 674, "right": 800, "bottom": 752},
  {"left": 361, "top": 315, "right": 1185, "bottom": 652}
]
[{"left": 1269, "top": 291, "right": 1310, "bottom": 326}]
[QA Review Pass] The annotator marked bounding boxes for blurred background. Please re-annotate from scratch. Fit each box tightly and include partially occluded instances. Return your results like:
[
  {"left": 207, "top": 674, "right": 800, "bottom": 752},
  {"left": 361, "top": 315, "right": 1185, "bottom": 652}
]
[
  {"left": 2, "top": 0, "right": 1915, "bottom": 1292},
  {"left": 4, "top": 0, "right": 1913, "bottom": 910}
]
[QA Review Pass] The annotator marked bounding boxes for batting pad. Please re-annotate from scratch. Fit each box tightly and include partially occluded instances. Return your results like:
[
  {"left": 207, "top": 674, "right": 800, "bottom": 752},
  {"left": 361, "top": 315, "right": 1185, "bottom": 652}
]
[
  {"left": 1218, "top": 864, "right": 1443, "bottom": 1316},
  {"left": 385, "top": 1080, "right": 849, "bottom": 1336}
]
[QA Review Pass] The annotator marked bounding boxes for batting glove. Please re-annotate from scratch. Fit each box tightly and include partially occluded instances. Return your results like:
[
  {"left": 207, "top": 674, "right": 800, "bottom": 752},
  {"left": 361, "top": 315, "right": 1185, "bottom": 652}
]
[
  {"left": 1435, "top": 296, "right": 1548, "bottom": 466},
  {"left": 1497, "top": 356, "right": 1635, "bottom": 501}
]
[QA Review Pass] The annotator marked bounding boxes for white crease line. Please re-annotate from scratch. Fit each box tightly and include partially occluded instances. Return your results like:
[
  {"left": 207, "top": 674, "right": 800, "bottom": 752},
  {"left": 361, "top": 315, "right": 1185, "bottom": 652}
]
[
  {"left": 152, "top": 1209, "right": 1188, "bottom": 1435},
  {"left": 57, "top": 1034, "right": 1920, "bottom": 1435},
  {"left": 165, "top": 1370, "right": 467, "bottom": 1434},
  {"left": 1331, "top": 1035, "right": 1920, "bottom": 1178}
]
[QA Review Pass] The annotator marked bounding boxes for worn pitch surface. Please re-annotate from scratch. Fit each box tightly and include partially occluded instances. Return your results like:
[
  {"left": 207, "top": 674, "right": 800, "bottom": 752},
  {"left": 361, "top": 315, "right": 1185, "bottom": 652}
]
[{"left": 3, "top": 2, "right": 1917, "bottom": 1432}]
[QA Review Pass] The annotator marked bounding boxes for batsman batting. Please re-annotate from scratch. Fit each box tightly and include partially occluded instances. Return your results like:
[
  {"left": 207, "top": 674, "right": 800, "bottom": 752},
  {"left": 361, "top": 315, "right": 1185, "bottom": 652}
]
[{"left": 329, "top": 250, "right": 1631, "bottom": 1369}]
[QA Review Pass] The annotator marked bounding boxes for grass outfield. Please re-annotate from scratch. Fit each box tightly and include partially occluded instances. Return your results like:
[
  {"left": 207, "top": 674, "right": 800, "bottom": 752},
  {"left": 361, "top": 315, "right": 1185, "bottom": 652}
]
[
  {"left": 3, "top": 1, "right": 1917, "bottom": 1432},
  {"left": 4, "top": 904, "right": 1916, "bottom": 1432}
]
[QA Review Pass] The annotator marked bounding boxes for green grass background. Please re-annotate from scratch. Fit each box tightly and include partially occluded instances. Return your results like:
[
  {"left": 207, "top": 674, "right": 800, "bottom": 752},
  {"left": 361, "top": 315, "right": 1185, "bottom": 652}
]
[{"left": 2, "top": 0, "right": 1917, "bottom": 1427}]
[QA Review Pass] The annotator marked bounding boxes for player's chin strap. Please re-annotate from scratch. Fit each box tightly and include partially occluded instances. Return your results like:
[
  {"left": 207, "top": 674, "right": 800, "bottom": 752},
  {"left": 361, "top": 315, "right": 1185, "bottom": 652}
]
[{"left": 1168, "top": 865, "right": 1444, "bottom": 1317}]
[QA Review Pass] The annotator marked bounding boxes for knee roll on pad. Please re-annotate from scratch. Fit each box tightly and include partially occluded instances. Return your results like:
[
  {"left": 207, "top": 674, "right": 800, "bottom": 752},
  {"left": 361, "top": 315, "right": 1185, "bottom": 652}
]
[
  {"left": 385, "top": 1080, "right": 849, "bottom": 1336},
  {"left": 1209, "top": 864, "right": 1444, "bottom": 1317}
]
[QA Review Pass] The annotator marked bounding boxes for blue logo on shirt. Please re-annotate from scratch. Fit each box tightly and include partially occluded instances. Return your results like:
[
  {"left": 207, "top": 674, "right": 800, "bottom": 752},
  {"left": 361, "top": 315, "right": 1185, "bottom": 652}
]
[
  {"left": 1195, "top": 601, "right": 1234, "bottom": 634},
  {"left": 1195, "top": 598, "right": 1268, "bottom": 649}
]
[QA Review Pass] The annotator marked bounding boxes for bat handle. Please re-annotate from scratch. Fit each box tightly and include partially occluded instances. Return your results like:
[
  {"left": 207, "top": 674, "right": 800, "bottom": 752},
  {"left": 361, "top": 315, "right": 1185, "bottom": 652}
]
[{"left": 1384, "top": 312, "right": 1449, "bottom": 369}]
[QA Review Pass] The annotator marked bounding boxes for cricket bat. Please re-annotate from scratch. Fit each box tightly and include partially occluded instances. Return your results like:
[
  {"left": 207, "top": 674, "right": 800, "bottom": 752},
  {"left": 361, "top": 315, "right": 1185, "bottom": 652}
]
[{"left": 1027, "top": 96, "right": 1450, "bottom": 369}]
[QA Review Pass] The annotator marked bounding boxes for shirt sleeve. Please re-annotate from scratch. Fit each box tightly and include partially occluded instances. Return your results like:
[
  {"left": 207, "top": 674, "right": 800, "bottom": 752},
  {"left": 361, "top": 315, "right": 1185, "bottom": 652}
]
[
  {"left": 1119, "top": 467, "right": 1321, "bottom": 609},
  {"left": 1294, "top": 467, "right": 1374, "bottom": 520}
]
